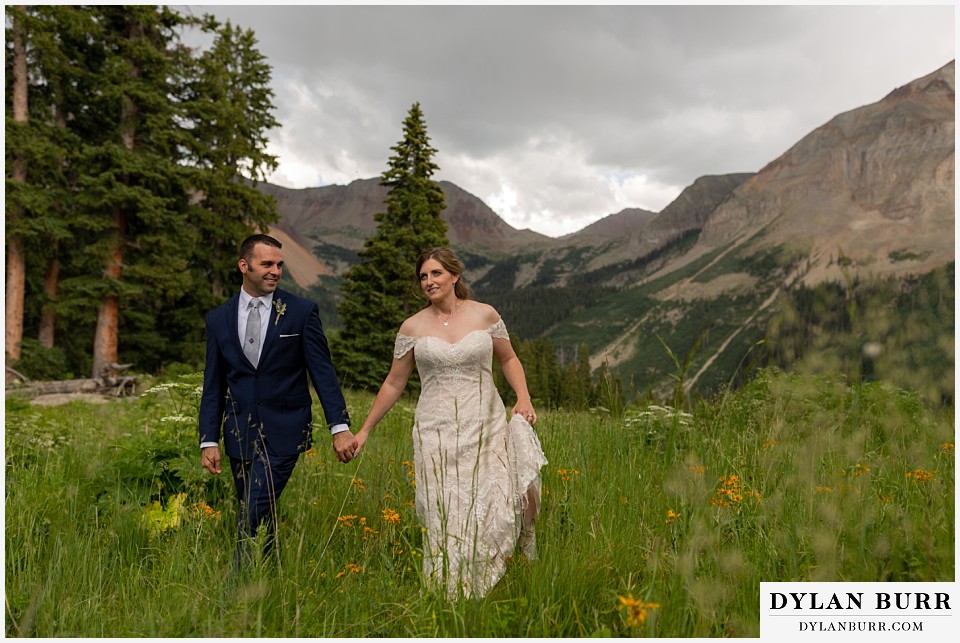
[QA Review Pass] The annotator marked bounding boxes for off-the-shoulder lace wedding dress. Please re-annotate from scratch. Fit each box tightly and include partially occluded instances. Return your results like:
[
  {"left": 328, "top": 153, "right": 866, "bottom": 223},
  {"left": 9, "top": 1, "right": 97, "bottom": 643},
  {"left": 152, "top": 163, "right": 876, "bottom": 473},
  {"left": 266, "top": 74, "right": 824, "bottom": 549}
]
[{"left": 393, "top": 319, "right": 548, "bottom": 599}]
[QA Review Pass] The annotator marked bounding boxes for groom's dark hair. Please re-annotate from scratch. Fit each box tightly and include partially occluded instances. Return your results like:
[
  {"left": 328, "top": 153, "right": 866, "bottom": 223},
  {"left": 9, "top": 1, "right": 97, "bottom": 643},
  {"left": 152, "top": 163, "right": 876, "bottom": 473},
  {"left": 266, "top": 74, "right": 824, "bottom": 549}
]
[{"left": 240, "top": 233, "right": 282, "bottom": 263}]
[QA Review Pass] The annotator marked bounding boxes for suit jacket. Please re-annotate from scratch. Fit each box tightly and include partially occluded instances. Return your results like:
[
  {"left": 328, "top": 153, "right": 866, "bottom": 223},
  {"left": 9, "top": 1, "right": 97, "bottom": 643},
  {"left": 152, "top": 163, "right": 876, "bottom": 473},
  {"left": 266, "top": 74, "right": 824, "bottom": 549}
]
[{"left": 198, "top": 288, "right": 350, "bottom": 459}]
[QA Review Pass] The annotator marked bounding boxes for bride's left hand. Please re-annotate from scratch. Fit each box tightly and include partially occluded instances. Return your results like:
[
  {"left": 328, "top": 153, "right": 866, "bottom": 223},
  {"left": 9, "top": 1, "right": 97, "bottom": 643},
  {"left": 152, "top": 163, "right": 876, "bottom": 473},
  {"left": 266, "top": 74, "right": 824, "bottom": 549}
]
[{"left": 512, "top": 401, "right": 537, "bottom": 424}]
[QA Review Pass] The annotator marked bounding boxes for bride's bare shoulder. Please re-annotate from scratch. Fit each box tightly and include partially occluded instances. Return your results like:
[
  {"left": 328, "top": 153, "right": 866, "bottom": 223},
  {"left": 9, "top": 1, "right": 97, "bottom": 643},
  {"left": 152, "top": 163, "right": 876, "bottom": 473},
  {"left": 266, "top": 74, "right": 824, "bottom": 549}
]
[
  {"left": 399, "top": 308, "right": 431, "bottom": 336},
  {"left": 464, "top": 300, "right": 500, "bottom": 325}
]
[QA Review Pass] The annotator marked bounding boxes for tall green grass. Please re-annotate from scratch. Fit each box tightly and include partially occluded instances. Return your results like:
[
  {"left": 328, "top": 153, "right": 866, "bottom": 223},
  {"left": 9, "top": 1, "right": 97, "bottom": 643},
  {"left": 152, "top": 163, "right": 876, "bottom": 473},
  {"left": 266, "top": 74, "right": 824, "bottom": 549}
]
[{"left": 5, "top": 369, "right": 953, "bottom": 636}]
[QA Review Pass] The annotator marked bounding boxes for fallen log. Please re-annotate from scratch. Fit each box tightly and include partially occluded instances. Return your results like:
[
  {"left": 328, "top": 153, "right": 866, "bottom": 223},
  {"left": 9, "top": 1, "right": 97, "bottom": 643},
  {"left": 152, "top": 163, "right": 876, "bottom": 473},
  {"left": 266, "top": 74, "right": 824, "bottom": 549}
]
[
  {"left": 6, "top": 361, "right": 139, "bottom": 398},
  {"left": 5, "top": 373, "right": 138, "bottom": 398}
]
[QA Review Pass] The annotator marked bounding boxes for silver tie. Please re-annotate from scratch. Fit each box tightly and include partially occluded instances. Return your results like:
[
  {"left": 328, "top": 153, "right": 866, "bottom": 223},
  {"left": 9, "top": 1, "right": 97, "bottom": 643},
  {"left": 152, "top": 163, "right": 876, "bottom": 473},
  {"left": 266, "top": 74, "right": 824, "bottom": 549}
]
[{"left": 243, "top": 298, "right": 262, "bottom": 367}]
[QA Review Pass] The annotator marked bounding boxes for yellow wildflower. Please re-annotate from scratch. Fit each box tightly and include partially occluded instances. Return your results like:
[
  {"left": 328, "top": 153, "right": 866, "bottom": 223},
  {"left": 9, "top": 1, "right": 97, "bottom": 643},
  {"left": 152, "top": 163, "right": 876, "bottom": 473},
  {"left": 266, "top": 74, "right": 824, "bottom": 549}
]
[
  {"left": 665, "top": 509, "right": 681, "bottom": 525},
  {"left": 906, "top": 468, "right": 937, "bottom": 483},
  {"left": 382, "top": 508, "right": 401, "bottom": 524},
  {"left": 337, "top": 515, "right": 358, "bottom": 527},
  {"left": 940, "top": 443, "right": 954, "bottom": 455},
  {"left": 815, "top": 486, "right": 833, "bottom": 493},
  {"left": 351, "top": 477, "right": 366, "bottom": 492},
  {"left": 710, "top": 474, "right": 760, "bottom": 508},
  {"left": 335, "top": 563, "right": 364, "bottom": 579},
  {"left": 852, "top": 463, "right": 871, "bottom": 476},
  {"left": 557, "top": 467, "right": 581, "bottom": 482},
  {"left": 403, "top": 460, "right": 416, "bottom": 486},
  {"left": 619, "top": 594, "right": 660, "bottom": 628},
  {"left": 688, "top": 464, "right": 705, "bottom": 477}
]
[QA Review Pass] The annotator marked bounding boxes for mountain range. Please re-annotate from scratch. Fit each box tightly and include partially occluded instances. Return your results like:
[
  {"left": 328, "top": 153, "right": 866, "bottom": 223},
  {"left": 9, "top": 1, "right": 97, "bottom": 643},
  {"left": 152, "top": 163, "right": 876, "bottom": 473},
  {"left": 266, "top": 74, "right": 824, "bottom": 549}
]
[{"left": 263, "top": 60, "right": 955, "bottom": 399}]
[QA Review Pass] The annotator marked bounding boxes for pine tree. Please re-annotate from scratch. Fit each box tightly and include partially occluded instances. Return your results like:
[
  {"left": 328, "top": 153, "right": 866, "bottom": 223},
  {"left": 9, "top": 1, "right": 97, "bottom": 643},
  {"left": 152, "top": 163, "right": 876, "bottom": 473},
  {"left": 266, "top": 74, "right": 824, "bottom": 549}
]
[
  {"left": 4, "top": 5, "right": 83, "bottom": 367},
  {"left": 335, "top": 103, "right": 449, "bottom": 390},
  {"left": 67, "top": 6, "right": 195, "bottom": 378},
  {"left": 560, "top": 343, "right": 594, "bottom": 409},
  {"left": 5, "top": 6, "right": 281, "bottom": 378},
  {"left": 168, "top": 17, "right": 281, "bottom": 363},
  {"left": 182, "top": 17, "right": 279, "bottom": 299},
  {"left": 27, "top": 6, "right": 92, "bottom": 353}
]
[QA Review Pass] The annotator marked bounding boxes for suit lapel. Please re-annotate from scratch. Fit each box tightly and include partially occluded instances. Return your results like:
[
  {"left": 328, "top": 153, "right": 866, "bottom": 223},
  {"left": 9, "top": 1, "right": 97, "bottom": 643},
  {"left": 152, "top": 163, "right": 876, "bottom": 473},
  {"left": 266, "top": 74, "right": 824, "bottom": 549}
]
[{"left": 259, "top": 289, "right": 285, "bottom": 362}]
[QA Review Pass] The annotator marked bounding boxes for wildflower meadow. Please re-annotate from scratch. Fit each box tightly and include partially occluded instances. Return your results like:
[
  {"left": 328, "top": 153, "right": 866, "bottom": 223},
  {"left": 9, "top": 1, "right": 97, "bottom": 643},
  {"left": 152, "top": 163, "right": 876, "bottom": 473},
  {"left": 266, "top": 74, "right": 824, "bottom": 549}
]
[{"left": 4, "top": 369, "right": 954, "bottom": 637}]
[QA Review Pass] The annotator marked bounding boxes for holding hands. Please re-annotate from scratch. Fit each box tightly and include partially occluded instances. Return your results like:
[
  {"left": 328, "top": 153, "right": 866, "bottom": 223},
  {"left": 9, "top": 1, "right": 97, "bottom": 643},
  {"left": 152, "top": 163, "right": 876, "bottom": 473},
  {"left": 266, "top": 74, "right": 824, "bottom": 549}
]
[{"left": 332, "top": 430, "right": 359, "bottom": 463}]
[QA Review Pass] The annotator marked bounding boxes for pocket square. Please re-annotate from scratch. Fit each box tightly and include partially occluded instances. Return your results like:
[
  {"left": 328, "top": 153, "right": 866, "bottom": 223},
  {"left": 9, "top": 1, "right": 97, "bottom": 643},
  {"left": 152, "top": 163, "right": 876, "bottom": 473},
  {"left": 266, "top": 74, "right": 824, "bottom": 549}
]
[{"left": 279, "top": 333, "right": 300, "bottom": 338}]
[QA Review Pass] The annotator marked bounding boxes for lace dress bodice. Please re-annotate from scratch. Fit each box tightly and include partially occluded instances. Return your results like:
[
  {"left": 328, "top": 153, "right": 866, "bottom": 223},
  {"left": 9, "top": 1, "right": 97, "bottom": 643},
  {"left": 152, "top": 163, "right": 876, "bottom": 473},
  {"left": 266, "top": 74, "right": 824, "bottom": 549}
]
[{"left": 395, "top": 320, "right": 509, "bottom": 426}]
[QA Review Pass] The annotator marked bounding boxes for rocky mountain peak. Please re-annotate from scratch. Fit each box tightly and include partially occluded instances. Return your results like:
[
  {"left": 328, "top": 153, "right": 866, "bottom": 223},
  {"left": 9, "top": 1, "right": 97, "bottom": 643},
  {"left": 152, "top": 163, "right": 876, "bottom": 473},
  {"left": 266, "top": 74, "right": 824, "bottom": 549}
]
[{"left": 697, "top": 61, "right": 954, "bottom": 284}]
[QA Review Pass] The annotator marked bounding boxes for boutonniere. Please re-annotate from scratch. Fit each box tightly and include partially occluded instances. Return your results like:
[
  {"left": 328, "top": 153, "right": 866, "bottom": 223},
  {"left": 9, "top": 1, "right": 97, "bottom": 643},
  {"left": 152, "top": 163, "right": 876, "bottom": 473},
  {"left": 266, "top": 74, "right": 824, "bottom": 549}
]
[{"left": 273, "top": 299, "right": 287, "bottom": 326}]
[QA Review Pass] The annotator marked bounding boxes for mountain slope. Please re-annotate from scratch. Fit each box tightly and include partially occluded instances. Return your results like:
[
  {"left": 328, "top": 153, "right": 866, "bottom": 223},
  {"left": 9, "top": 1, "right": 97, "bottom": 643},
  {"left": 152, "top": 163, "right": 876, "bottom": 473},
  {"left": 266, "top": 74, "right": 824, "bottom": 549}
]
[
  {"left": 547, "top": 61, "right": 954, "bottom": 398},
  {"left": 696, "top": 60, "right": 954, "bottom": 283}
]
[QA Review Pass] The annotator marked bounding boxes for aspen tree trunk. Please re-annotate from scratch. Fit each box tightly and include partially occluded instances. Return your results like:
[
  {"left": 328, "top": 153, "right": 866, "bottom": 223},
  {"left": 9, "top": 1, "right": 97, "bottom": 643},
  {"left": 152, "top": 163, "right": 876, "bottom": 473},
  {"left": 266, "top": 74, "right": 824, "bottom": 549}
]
[{"left": 6, "top": 6, "right": 28, "bottom": 365}]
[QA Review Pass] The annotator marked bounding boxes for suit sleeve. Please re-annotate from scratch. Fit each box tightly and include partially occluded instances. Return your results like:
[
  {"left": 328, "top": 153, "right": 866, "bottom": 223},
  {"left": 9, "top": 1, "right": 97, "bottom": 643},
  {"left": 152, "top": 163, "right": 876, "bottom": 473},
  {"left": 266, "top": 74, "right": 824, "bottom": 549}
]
[
  {"left": 198, "top": 313, "right": 228, "bottom": 445},
  {"left": 302, "top": 303, "right": 351, "bottom": 428}
]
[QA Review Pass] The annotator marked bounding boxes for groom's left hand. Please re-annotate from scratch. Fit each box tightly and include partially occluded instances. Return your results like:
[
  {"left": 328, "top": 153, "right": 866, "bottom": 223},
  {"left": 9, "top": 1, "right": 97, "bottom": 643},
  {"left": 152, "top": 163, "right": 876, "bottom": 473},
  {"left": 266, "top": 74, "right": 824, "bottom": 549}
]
[{"left": 332, "top": 430, "right": 359, "bottom": 464}]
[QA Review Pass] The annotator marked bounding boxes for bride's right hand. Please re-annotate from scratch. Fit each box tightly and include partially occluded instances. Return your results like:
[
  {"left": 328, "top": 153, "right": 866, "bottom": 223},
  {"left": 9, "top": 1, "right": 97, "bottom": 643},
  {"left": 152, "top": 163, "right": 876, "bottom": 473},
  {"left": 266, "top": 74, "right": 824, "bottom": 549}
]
[{"left": 354, "top": 427, "right": 370, "bottom": 455}]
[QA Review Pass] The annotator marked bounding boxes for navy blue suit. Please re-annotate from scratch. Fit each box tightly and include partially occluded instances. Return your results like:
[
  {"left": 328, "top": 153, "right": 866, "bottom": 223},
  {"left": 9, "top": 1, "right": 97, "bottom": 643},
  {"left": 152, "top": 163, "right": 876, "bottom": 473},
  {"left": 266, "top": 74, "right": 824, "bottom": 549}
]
[{"left": 198, "top": 287, "right": 349, "bottom": 564}]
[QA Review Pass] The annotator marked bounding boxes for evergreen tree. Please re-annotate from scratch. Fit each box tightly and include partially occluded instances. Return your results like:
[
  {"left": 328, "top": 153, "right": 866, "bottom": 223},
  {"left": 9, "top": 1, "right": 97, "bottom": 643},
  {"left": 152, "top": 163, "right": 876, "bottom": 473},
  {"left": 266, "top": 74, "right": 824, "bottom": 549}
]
[
  {"left": 335, "top": 103, "right": 449, "bottom": 390},
  {"left": 4, "top": 5, "right": 86, "bottom": 367},
  {"left": 560, "top": 343, "right": 594, "bottom": 409},
  {"left": 27, "top": 6, "right": 93, "bottom": 355},
  {"left": 182, "top": 17, "right": 279, "bottom": 297},
  {"left": 170, "top": 17, "right": 281, "bottom": 364},
  {"left": 5, "top": 6, "right": 281, "bottom": 378},
  {"left": 67, "top": 5, "right": 194, "bottom": 378}
]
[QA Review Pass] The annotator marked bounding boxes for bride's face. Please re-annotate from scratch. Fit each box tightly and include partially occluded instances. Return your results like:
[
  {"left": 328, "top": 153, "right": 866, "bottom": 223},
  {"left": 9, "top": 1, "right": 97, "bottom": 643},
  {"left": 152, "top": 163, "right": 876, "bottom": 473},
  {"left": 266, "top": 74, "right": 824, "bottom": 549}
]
[{"left": 419, "top": 258, "right": 459, "bottom": 302}]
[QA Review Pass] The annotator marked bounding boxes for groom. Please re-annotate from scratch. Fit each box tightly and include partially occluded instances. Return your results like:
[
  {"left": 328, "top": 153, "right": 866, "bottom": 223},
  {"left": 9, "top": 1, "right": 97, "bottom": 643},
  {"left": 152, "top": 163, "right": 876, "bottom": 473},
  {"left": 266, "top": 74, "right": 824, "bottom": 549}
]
[{"left": 198, "top": 233, "right": 358, "bottom": 568}]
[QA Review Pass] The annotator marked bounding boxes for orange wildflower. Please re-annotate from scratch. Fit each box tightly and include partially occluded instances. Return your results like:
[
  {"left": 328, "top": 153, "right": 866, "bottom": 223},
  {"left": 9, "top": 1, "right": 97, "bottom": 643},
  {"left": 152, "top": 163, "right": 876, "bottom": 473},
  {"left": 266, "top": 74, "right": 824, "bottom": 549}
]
[
  {"left": 906, "top": 468, "right": 937, "bottom": 483},
  {"left": 710, "top": 474, "right": 760, "bottom": 507},
  {"left": 619, "top": 594, "right": 660, "bottom": 627},
  {"left": 557, "top": 467, "right": 581, "bottom": 482}
]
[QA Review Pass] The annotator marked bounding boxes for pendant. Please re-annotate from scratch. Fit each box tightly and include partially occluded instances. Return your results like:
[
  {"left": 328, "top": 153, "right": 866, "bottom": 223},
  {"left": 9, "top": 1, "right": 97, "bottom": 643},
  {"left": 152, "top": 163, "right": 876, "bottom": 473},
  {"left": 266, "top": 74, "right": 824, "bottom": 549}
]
[{"left": 442, "top": 321, "right": 449, "bottom": 326}]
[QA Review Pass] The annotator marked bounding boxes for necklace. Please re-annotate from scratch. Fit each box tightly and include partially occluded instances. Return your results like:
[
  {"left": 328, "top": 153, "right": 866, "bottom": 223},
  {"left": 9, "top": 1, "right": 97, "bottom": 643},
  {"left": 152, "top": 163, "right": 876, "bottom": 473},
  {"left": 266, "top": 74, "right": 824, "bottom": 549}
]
[{"left": 435, "top": 301, "right": 459, "bottom": 326}]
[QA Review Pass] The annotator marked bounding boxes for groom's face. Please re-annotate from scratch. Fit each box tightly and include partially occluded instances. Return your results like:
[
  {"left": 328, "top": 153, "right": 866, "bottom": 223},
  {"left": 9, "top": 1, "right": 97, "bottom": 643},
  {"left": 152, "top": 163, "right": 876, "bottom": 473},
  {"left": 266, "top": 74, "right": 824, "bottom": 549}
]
[{"left": 239, "top": 243, "right": 284, "bottom": 297}]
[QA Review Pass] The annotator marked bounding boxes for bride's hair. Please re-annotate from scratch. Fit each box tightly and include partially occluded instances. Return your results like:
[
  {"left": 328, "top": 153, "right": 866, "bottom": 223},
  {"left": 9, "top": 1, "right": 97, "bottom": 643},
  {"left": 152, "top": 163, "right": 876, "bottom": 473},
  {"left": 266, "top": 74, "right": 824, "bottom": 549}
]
[{"left": 415, "top": 247, "right": 474, "bottom": 304}]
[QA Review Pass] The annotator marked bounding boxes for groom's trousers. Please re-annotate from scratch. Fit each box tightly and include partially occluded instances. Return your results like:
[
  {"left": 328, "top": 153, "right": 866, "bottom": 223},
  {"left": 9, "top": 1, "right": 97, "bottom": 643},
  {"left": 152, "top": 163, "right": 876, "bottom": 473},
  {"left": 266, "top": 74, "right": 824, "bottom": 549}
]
[{"left": 228, "top": 435, "right": 299, "bottom": 569}]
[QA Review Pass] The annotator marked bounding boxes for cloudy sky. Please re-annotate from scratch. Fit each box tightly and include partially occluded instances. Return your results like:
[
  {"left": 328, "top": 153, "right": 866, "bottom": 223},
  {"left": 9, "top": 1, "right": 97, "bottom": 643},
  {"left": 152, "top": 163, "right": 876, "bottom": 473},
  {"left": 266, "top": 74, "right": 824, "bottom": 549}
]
[{"left": 186, "top": 4, "right": 954, "bottom": 237}]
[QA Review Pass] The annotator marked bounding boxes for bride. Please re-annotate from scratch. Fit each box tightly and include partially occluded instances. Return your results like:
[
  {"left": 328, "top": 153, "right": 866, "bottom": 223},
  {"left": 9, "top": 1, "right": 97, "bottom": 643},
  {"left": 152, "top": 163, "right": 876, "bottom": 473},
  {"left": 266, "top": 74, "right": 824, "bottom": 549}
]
[{"left": 354, "top": 247, "right": 547, "bottom": 599}]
